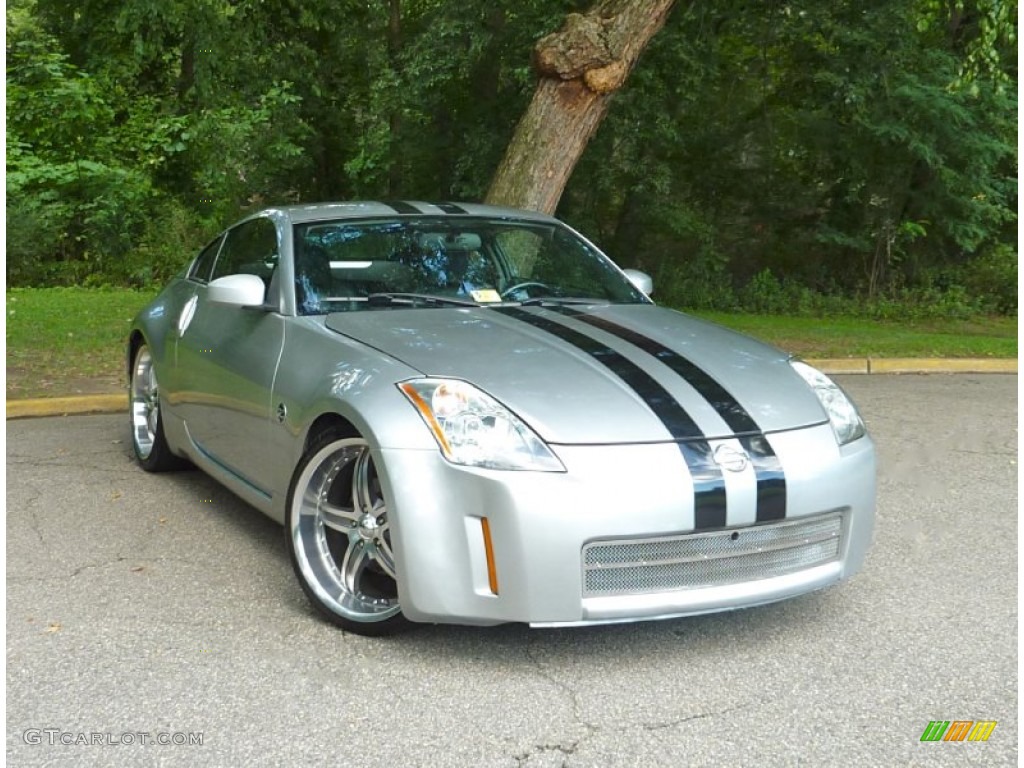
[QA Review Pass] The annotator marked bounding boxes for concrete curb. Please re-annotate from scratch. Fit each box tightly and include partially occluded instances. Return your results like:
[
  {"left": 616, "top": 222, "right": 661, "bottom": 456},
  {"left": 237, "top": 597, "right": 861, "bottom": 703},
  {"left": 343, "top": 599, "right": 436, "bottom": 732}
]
[
  {"left": 7, "top": 394, "right": 127, "bottom": 420},
  {"left": 809, "top": 358, "right": 1019, "bottom": 375},
  {"left": 6, "top": 359, "right": 1017, "bottom": 419}
]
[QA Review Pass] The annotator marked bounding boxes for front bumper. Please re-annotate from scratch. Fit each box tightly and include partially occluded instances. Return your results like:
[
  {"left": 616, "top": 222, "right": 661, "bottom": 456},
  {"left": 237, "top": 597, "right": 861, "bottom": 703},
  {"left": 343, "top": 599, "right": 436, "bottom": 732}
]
[{"left": 379, "top": 424, "right": 875, "bottom": 627}]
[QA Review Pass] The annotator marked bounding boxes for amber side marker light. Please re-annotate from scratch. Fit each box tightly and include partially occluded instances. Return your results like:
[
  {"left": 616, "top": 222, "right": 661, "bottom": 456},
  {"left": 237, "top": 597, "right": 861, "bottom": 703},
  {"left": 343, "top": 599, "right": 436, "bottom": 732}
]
[{"left": 481, "top": 517, "right": 499, "bottom": 595}]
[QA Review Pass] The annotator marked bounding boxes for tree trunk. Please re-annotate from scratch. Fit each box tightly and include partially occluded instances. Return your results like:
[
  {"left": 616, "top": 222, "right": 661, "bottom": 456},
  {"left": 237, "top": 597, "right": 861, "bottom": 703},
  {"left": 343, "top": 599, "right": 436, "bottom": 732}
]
[{"left": 485, "top": 0, "right": 677, "bottom": 214}]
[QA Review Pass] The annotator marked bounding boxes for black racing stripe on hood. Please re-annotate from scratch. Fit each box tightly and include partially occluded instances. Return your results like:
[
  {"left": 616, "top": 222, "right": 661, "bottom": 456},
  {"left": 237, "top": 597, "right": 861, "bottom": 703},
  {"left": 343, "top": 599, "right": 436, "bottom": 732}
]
[
  {"left": 550, "top": 306, "right": 787, "bottom": 523},
  {"left": 381, "top": 201, "right": 421, "bottom": 214},
  {"left": 551, "top": 307, "right": 758, "bottom": 433},
  {"left": 435, "top": 202, "right": 469, "bottom": 214},
  {"left": 497, "top": 307, "right": 702, "bottom": 439},
  {"left": 497, "top": 306, "right": 726, "bottom": 529}
]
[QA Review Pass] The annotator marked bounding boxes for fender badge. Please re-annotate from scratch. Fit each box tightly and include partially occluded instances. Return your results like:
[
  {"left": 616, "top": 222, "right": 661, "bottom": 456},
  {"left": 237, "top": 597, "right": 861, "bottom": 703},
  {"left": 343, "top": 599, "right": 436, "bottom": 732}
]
[{"left": 712, "top": 444, "right": 749, "bottom": 473}]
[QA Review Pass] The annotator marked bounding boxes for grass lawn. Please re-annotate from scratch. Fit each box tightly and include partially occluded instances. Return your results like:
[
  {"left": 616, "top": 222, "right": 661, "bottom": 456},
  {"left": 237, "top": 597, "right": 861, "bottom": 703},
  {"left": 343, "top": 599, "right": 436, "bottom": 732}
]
[
  {"left": 691, "top": 311, "right": 1018, "bottom": 359},
  {"left": 7, "top": 287, "right": 159, "bottom": 398},
  {"left": 4, "top": 287, "right": 1018, "bottom": 399}
]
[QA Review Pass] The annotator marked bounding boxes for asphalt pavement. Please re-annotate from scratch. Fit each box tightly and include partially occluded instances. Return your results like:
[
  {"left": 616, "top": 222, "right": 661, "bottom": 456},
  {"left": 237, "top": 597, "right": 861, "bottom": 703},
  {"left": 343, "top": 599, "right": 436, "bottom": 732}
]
[{"left": 5, "top": 375, "right": 1018, "bottom": 766}]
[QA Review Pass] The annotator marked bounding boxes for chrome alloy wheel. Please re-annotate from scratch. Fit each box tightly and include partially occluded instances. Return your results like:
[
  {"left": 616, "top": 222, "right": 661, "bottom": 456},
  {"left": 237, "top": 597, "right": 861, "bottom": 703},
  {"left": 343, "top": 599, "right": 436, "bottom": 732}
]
[
  {"left": 289, "top": 438, "right": 401, "bottom": 624},
  {"left": 130, "top": 346, "right": 160, "bottom": 460}
]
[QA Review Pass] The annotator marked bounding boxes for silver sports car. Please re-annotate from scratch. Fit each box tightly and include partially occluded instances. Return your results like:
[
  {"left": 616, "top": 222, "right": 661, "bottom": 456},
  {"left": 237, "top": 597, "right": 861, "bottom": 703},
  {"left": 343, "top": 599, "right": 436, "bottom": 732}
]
[{"left": 128, "top": 201, "right": 875, "bottom": 635}]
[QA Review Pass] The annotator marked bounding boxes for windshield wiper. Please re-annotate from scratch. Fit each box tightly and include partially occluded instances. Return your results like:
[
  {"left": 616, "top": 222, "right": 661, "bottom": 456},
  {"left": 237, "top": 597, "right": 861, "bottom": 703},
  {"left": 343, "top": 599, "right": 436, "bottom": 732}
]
[
  {"left": 366, "top": 292, "right": 479, "bottom": 308},
  {"left": 515, "top": 296, "right": 609, "bottom": 307}
]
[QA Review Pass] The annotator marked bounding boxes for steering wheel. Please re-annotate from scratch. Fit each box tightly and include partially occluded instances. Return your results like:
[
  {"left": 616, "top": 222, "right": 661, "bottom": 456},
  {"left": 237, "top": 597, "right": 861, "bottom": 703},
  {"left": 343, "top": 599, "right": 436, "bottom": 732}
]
[{"left": 500, "top": 281, "right": 553, "bottom": 300}]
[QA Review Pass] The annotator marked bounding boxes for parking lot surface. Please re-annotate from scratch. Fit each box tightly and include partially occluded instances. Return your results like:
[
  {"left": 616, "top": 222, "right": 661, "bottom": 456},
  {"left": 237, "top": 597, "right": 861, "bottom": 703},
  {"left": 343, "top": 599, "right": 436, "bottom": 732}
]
[{"left": 6, "top": 375, "right": 1017, "bottom": 766}]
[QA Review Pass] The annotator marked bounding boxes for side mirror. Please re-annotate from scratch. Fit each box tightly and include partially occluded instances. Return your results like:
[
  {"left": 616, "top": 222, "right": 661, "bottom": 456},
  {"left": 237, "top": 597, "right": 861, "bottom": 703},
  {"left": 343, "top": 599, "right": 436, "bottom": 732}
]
[
  {"left": 623, "top": 269, "right": 653, "bottom": 296},
  {"left": 208, "top": 274, "right": 266, "bottom": 307}
]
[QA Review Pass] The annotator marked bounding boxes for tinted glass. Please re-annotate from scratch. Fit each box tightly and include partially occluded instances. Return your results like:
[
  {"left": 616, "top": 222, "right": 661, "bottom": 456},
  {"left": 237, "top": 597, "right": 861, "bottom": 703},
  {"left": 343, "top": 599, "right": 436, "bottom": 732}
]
[
  {"left": 292, "top": 217, "right": 647, "bottom": 315},
  {"left": 188, "top": 235, "right": 224, "bottom": 283},
  {"left": 212, "top": 218, "right": 279, "bottom": 284}
]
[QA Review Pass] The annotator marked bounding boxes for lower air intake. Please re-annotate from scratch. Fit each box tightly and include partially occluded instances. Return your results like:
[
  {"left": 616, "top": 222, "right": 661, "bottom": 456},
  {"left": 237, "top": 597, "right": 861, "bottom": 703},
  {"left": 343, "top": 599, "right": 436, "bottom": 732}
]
[{"left": 582, "top": 511, "right": 843, "bottom": 597}]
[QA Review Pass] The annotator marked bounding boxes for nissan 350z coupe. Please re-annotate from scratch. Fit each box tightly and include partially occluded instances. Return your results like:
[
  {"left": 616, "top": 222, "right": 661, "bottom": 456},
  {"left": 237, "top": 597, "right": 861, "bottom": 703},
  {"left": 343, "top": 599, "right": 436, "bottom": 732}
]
[{"left": 128, "top": 201, "right": 875, "bottom": 635}]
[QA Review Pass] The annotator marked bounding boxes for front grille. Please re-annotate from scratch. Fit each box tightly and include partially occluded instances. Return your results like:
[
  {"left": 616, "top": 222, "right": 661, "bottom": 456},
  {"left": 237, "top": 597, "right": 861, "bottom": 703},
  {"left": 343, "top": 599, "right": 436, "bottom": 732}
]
[{"left": 582, "top": 512, "right": 844, "bottom": 597}]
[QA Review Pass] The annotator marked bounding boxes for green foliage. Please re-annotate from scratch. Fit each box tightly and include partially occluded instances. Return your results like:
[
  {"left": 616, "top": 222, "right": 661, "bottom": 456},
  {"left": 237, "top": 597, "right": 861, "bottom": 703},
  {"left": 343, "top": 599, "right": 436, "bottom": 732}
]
[
  {"left": 5, "top": 0, "right": 1017, "bottom": 319},
  {"left": 959, "top": 244, "right": 1018, "bottom": 315}
]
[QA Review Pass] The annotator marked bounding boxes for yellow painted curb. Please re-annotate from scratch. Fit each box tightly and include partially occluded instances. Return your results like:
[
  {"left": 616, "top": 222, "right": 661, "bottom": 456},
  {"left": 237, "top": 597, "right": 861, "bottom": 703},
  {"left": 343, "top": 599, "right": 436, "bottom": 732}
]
[
  {"left": 868, "top": 358, "right": 1018, "bottom": 374},
  {"left": 6, "top": 394, "right": 126, "bottom": 419},
  {"left": 806, "top": 359, "right": 870, "bottom": 374}
]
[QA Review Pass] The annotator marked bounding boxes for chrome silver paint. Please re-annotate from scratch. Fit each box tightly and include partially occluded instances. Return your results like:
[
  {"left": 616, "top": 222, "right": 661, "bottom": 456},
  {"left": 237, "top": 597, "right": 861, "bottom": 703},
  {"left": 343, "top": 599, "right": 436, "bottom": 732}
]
[
  {"left": 207, "top": 273, "right": 266, "bottom": 307},
  {"left": 379, "top": 423, "right": 874, "bottom": 626},
  {"left": 324, "top": 305, "right": 829, "bottom": 444},
  {"left": 129, "top": 202, "right": 877, "bottom": 629}
]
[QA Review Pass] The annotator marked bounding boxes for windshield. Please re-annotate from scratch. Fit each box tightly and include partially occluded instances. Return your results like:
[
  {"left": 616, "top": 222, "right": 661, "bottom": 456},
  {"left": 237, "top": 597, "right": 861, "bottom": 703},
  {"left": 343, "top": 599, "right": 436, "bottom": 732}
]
[{"left": 291, "top": 216, "right": 649, "bottom": 315}]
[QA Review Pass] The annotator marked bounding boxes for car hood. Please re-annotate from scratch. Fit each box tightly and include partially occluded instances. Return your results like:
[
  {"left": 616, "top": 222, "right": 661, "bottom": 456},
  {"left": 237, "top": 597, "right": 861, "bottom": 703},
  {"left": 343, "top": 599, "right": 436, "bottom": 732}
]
[{"left": 324, "top": 304, "right": 827, "bottom": 444}]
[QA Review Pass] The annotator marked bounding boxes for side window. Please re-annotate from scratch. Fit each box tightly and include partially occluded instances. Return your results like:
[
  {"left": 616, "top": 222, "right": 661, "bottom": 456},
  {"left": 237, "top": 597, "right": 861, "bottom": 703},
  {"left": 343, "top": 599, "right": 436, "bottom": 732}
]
[
  {"left": 188, "top": 235, "right": 224, "bottom": 283},
  {"left": 211, "top": 218, "right": 280, "bottom": 285}
]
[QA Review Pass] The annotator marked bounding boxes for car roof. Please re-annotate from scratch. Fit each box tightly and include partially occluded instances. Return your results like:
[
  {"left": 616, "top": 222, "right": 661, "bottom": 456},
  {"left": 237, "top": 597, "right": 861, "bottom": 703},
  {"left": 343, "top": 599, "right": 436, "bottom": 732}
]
[{"left": 263, "top": 201, "right": 561, "bottom": 225}]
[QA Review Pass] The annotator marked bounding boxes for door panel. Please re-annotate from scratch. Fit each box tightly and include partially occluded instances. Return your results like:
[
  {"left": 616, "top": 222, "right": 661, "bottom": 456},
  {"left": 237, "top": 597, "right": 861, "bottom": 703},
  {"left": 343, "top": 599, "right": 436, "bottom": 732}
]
[
  {"left": 175, "top": 217, "right": 285, "bottom": 491},
  {"left": 177, "top": 302, "right": 284, "bottom": 490}
]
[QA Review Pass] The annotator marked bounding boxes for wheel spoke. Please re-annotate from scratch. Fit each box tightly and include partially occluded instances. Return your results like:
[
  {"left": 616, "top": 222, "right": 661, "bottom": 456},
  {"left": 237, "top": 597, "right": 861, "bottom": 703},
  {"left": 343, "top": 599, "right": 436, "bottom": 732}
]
[
  {"left": 340, "top": 539, "right": 370, "bottom": 594},
  {"left": 373, "top": 525, "right": 397, "bottom": 579},
  {"left": 351, "top": 449, "right": 373, "bottom": 514},
  {"left": 320, "top": 501, "right": 358, "bottom": 533}
]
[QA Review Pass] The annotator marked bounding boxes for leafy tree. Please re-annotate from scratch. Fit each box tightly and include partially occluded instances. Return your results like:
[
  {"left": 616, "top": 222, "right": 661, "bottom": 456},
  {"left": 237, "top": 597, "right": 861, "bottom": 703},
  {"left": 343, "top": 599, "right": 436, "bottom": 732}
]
[{"left": 6, "top": 0, "right": 1017, "bottom": 317}]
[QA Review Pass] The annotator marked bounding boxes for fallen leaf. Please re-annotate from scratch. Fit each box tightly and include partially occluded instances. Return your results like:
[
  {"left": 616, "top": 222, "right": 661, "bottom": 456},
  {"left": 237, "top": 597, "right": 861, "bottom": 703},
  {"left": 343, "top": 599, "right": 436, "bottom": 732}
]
[
  {"left": 130, "top": 565, "right": 145, "bottom": 573},
  {"left": 158, "top": 517, "right": 168, "bottom": 524},
  {"left": 111, "top": 490, "right": 123, "bottom": 501},
  {"left": 45, "top": 622, "right": 62, "bottom": 633}
]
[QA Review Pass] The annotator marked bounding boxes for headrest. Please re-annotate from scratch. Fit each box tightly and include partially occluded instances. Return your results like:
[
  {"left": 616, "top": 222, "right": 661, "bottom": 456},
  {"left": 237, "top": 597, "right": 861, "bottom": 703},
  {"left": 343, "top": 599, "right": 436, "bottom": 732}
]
[{"left": 418, "top": 232, "right": 482, "bottom": 251}]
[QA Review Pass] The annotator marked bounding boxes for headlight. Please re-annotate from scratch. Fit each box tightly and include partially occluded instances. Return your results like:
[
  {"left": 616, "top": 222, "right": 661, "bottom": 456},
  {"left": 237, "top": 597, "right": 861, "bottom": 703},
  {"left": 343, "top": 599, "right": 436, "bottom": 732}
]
[
  {"left": 790, "top": 361, "right": 866, "bottom": 445},
  {"left": 399, "top": 379, "right": 564, "bottom": 471}
]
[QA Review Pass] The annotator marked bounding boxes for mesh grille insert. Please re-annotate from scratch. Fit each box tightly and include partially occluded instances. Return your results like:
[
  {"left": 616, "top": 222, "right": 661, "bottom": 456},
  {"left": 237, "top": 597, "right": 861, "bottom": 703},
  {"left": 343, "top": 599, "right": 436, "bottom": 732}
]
[{"left": 582, "top": 512, "right": 843, "bottom": 597}]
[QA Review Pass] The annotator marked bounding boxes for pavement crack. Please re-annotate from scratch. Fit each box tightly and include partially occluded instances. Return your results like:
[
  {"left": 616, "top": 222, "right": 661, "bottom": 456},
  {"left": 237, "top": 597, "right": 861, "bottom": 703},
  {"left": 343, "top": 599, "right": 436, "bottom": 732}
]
[
  {"left": 517, "top": 638, "right": 597, "bottom": 765},
  {"left": 69, "top": 556, "right": 129, "bottom": 578},
  {"left": 21, "top": 485, "right": 45, "bottom": 546},
  {"left": 640, "top": 700, "right": 758, "bottom": 731}
]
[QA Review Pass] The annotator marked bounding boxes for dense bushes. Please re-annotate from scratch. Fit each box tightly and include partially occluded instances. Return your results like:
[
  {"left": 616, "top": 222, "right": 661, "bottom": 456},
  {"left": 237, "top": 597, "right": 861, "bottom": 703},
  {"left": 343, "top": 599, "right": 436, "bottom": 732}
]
[
  {"left": 5, "top": 0, "right": 1017, "bottom": 315},
  {"left": 649, "top": 264, "right": 1015, "bottom": 321}
]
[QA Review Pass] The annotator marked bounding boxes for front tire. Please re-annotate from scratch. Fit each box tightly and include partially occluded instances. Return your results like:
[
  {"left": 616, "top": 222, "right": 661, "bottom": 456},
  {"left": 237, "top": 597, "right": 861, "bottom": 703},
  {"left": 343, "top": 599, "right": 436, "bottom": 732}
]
[
  {"left": 285, "top": 430, "right": 411, "bottom": 635},
  {"left": 129, "top": 344, "right": 187, "bottom": 472}
]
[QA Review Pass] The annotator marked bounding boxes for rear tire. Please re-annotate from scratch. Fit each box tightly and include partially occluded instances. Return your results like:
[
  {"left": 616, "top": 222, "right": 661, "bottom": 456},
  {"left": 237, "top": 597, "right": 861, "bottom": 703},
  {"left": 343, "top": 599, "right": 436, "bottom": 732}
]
[
  {"left": 129, "top": 344, "right": 188, "bottom": 472},
  {"left": 285, "top": 429, "right": 412, "bottom": 636}
]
